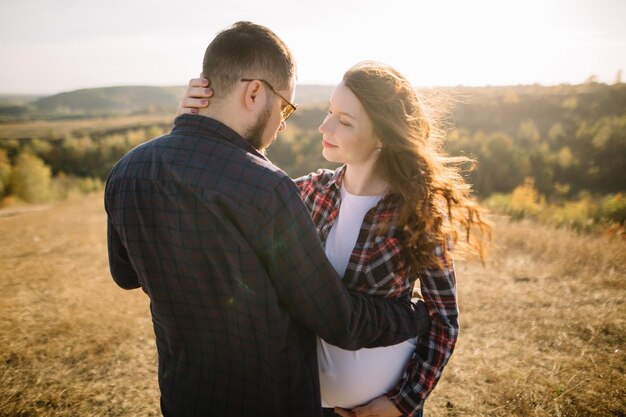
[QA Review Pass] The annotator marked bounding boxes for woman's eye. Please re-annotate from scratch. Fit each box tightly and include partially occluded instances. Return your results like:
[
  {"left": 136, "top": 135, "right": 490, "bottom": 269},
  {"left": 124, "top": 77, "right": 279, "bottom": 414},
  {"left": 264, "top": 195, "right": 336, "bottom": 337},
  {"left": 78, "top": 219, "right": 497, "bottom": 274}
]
[{"left": 326, "top": 109, "right": 350, "bottom": 126}]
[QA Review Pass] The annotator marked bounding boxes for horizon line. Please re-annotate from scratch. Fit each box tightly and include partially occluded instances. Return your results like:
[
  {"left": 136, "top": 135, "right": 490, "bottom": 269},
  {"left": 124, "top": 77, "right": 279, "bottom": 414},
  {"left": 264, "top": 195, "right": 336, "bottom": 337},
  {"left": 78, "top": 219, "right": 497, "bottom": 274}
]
[{"left": 1, "top": 79, "right": 623, "bottom": 98}]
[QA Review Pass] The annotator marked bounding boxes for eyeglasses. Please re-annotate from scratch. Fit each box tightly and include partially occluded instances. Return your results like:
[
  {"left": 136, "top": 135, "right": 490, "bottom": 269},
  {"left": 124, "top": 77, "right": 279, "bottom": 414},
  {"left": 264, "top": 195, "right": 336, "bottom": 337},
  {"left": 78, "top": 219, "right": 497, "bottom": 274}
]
[{"left": 240, "top": 78, "right": 297, "bottom": 122}]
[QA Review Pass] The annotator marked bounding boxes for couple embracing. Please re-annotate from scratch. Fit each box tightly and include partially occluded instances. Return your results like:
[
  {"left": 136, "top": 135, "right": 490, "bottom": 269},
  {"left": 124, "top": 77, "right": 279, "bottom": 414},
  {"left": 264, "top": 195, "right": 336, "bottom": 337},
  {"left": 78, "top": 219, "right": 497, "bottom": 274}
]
[{"left": 105, "top": 21, "right": 487, "bottom": 417}]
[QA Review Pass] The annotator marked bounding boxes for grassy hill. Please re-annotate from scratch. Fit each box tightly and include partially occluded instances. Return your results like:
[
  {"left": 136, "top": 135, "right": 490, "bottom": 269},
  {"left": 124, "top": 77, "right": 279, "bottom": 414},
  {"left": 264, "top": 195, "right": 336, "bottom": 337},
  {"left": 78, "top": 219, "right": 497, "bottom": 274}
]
[
  {"left": 0, "top": 194, "right": 624, "bottom": 416},
  {"left": 0, "top": 84, "right": 336, "bottom": 120},
  {"left": 0, "top": 94, "right": 42, "bottom": 106},
  {"left": 33, "top": 86, "right": 185, "bottom": 115},
  {"left": 3, "top": 82, "right": 623, "bottom": 125}
]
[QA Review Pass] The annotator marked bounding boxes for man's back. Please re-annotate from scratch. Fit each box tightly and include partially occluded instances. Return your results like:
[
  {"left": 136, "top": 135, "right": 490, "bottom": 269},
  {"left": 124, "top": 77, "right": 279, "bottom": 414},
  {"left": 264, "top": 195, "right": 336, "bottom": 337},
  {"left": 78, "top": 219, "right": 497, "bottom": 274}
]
[{"left": 106, "top": 115, "right": 323, "bottom": 415}]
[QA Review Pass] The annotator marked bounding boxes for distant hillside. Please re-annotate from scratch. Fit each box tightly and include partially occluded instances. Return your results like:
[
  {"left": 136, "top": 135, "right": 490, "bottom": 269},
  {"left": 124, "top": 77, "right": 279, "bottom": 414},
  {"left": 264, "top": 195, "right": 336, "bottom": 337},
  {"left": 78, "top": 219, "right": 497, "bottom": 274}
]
[
  {"left": 0, "top": 94, "right": 44, "bottom": 119},
  {"left": 32, "top": 86, "right": 185, "bottom": 115},
  {"left": 0, "top": 94, "right": 42, "bottom": 106},
  {"left": 0, "top": 84, "right": 335, "bottom": 120},
  {"left": 3, "top": 82, "right": 623, "bottom": 126}
]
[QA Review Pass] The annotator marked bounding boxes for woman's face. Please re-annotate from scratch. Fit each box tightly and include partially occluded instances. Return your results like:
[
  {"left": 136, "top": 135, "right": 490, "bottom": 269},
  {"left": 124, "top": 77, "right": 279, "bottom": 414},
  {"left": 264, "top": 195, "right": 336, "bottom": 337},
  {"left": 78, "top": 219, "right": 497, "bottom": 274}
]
[{"left": 319, "top": 82, "right": 381, "bottom": 165}]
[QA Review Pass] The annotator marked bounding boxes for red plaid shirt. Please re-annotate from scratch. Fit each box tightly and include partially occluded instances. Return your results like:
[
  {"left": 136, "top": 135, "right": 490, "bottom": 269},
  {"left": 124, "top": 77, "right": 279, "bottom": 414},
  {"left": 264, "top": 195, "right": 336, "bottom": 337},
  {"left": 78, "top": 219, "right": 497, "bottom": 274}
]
[{"left": 295, "top": 166, "right": 459, "bottom": 416}]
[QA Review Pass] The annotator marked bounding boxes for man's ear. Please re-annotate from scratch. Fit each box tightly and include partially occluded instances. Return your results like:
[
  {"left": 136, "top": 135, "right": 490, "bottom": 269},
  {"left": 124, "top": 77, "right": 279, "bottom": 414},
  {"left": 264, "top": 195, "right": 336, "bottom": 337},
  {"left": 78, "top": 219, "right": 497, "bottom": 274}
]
[{"left": 243, "top": 80, "right": 263, "bottom": 112}]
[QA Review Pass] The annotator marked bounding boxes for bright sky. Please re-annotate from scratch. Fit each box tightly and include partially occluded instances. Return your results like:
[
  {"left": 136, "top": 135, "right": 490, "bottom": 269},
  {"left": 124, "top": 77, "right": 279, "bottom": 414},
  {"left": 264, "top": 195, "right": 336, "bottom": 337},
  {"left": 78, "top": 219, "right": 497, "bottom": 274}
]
[{"left": 1, "top": 0, "right": 625, "bottom": 95}]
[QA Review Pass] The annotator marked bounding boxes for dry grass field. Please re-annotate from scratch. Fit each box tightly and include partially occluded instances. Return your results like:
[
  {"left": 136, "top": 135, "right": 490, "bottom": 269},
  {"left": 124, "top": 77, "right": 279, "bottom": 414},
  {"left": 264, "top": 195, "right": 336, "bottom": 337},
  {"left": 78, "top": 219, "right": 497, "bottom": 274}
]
[
  {"left": 0, "top": 115, "right": 172, "bottom": 140},
  {"left": 1, "top": 194, "right": 624, "bottom": 416}
]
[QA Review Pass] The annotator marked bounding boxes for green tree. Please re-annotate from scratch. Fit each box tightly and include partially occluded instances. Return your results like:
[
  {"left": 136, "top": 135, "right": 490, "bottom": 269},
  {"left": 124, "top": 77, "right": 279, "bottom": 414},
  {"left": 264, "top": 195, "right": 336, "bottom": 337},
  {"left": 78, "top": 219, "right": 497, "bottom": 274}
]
[
  {"left": 10, "top": 152, "right": 53, "bottom": 203},
  {"left": 471, "top": 132, "right": 529, "bottom": 196},
  {"left": 517, "top": 119, "right": 541, "bottom": 145},
  {"left": 510, "top": 177, "right": 543, "bottom": 219},
  {"left": 547, "top": 122, "right": 567, "bottom": 149},
  {"left": 25, "top": 137, "right": 53, "bottom": 158}
]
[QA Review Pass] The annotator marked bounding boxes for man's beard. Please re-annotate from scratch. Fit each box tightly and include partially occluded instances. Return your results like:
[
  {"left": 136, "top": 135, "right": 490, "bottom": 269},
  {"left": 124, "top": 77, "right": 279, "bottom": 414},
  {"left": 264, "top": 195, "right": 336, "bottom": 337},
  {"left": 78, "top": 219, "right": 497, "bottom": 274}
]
[{"left": 244, "top": 100, "right": 273, "bottom": 155}]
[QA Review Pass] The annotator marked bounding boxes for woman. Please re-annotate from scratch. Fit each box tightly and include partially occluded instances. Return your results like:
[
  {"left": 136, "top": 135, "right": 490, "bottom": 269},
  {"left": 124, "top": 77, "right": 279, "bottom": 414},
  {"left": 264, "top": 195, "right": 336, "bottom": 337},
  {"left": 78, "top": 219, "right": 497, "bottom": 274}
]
[{"left": 179, "top": 61, "right": 489, "bottom": 417}]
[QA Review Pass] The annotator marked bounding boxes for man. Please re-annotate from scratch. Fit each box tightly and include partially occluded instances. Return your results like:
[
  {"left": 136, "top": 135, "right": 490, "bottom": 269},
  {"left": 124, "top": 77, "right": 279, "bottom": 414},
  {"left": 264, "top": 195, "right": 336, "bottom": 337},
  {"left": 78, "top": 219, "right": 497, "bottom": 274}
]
[{"left": 105, "top": 21, "right": 429, "bottom": 417}]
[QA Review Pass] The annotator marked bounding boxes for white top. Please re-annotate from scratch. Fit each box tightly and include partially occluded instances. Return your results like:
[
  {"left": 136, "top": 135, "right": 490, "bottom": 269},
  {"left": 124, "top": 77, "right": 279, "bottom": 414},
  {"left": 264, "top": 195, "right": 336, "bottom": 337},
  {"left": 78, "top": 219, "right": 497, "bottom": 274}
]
[
  {"left": 324, "top": 184, "right": 381, "bottom": 278},
  {"left": 319, "top": 184, "right": 416, "bottom": 408}
]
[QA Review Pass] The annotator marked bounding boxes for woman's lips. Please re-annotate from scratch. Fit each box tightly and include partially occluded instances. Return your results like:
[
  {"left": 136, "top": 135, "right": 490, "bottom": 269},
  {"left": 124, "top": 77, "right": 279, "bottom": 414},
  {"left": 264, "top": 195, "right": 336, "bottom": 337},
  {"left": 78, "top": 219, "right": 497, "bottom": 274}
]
[{"left": 322, "top": 140, "right": 338, "bottom": 148}]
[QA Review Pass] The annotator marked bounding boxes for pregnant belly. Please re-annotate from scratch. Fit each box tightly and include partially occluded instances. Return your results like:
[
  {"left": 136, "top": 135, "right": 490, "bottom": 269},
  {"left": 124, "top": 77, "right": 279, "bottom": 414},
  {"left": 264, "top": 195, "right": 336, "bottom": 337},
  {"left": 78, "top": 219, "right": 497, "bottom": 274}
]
[{"left": 317, "top": 337, "right": 416, "bottom": 408}]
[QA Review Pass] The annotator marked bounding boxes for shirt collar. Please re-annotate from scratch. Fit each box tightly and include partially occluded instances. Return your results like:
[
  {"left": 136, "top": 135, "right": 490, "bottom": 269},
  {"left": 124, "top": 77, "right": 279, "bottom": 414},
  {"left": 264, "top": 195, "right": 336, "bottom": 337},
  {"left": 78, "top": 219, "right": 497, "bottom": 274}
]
[
  {"left": 325, "top": 165, "right": 347, "bottom": 191},
  {"left": 172, "top": 114, "right": 269, "bottom": 162}
]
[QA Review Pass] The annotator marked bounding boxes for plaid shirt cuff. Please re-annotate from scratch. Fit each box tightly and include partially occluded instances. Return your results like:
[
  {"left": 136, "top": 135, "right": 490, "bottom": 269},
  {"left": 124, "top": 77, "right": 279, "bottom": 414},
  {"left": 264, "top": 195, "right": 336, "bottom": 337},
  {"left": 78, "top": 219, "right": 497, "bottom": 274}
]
[{"left": 387, "top": 392, "right": 424, "bottom": 417}]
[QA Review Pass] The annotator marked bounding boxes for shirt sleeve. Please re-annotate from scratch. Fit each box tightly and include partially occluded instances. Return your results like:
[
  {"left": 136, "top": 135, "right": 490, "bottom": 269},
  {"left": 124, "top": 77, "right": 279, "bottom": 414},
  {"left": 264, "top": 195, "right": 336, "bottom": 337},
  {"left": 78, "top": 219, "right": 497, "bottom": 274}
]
[
  {"left": 106, "top": 206, "right": 140, "bottom": 290},
  {"left": 257, "top": 177, "right": 430, "bottom": 350},
  {"left": 386, "top": 249, "right": 459, "bottom": 416}
]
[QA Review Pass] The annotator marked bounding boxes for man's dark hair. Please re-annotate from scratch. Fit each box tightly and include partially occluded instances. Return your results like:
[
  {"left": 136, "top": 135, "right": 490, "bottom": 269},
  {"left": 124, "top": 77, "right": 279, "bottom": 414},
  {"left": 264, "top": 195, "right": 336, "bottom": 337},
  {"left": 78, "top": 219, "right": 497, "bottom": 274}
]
[{"left": 203, "top": 21, "right": 297, "bottom": 97}]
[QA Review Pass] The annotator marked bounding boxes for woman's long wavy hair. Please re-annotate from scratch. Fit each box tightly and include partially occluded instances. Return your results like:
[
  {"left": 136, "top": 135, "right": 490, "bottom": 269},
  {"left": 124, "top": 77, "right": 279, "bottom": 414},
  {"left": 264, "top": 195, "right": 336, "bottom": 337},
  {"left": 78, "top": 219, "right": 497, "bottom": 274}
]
[{"left": 343, "top": 61, "right": 490, "bottom": 271}]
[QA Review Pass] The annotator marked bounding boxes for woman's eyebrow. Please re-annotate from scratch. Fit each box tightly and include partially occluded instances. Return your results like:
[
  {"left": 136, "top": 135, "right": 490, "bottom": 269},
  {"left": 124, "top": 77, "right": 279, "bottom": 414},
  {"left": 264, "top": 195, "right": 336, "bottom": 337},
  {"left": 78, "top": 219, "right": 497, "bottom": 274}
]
[
  {"left": 328, "top": 101, "right": 356, "bottom": 120},
  {"left": 336, "top": 111, "right": 356, "bottom": 120}
]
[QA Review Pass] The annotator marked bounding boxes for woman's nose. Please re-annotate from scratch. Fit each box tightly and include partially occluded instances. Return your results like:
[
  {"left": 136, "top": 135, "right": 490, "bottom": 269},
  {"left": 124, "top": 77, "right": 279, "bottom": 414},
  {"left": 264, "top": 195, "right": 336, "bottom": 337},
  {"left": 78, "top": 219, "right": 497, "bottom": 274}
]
[{"left": 319, "top": 117, "right": 330, "bottom": 134}]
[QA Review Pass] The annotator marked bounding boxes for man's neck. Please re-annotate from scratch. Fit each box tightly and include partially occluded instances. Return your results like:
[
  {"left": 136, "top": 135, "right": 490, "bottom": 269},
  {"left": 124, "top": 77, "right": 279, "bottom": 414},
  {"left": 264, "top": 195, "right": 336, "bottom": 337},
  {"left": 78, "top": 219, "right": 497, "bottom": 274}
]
[
  {"left": 196, "top": 105, "right": 267, "bottom": 156},
  {"left": 197, "top": 104, "right": 247, "bottom": 139}
]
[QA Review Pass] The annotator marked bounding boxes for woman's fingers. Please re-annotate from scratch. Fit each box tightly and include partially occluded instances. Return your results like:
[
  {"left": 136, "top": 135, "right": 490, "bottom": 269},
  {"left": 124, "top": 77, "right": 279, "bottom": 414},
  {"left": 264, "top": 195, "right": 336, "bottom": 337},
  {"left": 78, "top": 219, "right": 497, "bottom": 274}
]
[
  {"left": 177, "top": 107, "right": 197, "bottom": 115},
  {"left": 182, "top": 97, "right": 209, "bottom": 108},
  {"left": 176, "top": 98, "right": 209, "bottom": 115},
  {"left": 188, "top": 77, "right": 209, "bottom": 88},
  {"left": 186, "top": 77, "right": 210, "bottom": 100},
  {"left": 184, "top": 86, "right": 213, "bottom": 99}
]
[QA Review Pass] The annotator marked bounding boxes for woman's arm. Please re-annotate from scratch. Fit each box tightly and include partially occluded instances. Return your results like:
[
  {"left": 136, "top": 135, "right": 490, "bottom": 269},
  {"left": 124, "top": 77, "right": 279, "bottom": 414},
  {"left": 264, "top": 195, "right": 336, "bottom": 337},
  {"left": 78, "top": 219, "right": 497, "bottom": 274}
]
[
  {"left": 384, "top": 249, "right": 459, "bottom": 416},
  {"left": 337, "top": 247, "right": 458, "bottom": 417}
]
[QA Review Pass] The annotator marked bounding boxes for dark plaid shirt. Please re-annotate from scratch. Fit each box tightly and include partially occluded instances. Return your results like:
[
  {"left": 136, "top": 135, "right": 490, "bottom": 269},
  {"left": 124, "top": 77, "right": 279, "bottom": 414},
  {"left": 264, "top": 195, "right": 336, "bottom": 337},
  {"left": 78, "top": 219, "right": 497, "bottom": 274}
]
[
  {"left": 295, "top": 167, "right": 459, "bottom": 417},
  {"left": 104, "top": 115, "right": 429, "bottom": 417}
]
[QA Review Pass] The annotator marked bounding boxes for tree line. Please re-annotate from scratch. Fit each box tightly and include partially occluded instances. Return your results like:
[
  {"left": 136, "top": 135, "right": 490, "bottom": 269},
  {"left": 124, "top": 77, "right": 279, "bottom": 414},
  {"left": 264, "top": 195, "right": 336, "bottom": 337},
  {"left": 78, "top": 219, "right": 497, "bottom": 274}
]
[
  {"left": 0, "top": 125, "right": 168, "bottom": 204},
  {"left": 0, "top": 82, "right": 624, "bottom": 228}
]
